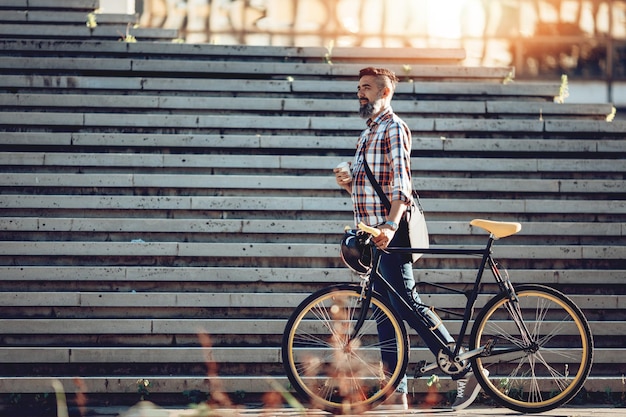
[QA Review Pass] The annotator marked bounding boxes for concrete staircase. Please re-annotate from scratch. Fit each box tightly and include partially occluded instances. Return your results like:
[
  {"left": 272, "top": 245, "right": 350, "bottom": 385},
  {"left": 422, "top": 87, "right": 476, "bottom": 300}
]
[
  {"left": 1, "top": 0, "right": 625, "bottom": 411},
  {"left": 0, "top": 0, "right": 177, "bottom": 41}
]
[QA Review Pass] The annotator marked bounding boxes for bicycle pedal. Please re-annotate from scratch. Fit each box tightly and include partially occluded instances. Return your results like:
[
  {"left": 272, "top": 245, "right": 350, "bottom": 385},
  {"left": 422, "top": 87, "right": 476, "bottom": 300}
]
[
  {"left": 481, "top": 339, "right": 495, "bottom": 356},
  {"left": 413, "top": 360, "right": 427, "bottom": 378}
]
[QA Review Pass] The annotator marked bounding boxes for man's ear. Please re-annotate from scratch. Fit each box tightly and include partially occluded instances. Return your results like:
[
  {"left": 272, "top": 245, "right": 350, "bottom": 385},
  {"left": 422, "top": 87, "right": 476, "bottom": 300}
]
[{"left": 382, "top": 86, "right": 391, "bottom": 98}]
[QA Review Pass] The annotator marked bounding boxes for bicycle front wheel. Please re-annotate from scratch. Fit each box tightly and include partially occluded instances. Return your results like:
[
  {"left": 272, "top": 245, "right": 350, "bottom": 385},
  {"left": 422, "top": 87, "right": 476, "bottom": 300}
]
[
  {"left": 470, "top": 284, "right": 593, "bottom": 413},
  {"left": 281, "top": 284, "right": 408, "bottom": 414}
]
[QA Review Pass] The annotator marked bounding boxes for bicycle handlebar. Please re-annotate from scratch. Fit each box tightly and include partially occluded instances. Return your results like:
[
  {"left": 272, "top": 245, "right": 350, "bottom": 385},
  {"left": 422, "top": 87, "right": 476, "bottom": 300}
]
[{"left": 357, "top": 222, "right": 381, "bottom": 237}]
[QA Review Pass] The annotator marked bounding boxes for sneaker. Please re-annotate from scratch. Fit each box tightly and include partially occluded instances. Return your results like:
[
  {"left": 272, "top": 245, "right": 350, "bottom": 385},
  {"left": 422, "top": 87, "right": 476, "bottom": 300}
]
[{"left": 451, "top": 368, "right": 489, "bottom": 411}]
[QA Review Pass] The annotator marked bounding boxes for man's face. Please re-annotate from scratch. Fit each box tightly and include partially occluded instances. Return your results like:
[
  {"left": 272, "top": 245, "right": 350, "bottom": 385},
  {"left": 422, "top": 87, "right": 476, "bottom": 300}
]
[{"left": 357, "top": 75, "right": 385, "bottom": 119}]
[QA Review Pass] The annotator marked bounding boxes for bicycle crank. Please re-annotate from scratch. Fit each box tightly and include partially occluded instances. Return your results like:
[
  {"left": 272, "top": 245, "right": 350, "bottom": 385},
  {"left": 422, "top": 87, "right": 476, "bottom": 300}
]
[{"left": 437, "top": 343, "right": 470, "bottom": 376}]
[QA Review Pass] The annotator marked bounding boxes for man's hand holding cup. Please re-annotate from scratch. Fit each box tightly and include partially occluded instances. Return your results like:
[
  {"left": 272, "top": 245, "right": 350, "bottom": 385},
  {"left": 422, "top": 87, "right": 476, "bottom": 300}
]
[{"left": 334, "top": 161, "right": 352, "bottom": 191}]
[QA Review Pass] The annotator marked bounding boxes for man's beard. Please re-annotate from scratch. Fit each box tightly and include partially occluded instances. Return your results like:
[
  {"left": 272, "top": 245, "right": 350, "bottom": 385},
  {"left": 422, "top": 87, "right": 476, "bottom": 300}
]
[
  {"left": 359, "top": 94, "right": 384, "bottom": 119},
  {"left": 359, "top": 101, "right": 375, "bottom": 119}
]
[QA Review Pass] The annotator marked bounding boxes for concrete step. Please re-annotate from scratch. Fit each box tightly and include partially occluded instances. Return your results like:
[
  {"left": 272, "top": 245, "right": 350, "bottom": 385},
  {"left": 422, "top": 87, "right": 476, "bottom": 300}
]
[
  {"left": 1, "top": 0, "right": 99, "bottom": 11},
  {"left": 1, "top": 132, "right": 623, "bottom": 153},
  {"left": 0, "top": 241, "right": 623, "bottom": 261},
  {"left": 0, "top": 291, "right": 622, "bottom": 311},
  {"left": 2, "top": 172, "right": 624, "bottom": 195},
  {"left": 0, "top": 55, "right": 512, "bottom": 81},
  {"left": 0, "top": 93, "right": 614, "bottom": 120},
  {"left": 1, "top": 152, "right": 624, "bottom": 174},
  {"left": 0, "top": 10, "right": 138, "bottom": 25},
  {"left": 0, "top": 375, "right": 622, "bottom": 395},
  {"left": 0, "top": 23, "right": 178, "bottom": 40},
  {"left": 1, "top": 109, "right": 624, "bottom": 135},
  {"left": 0, "top": 38, "right": 468, "bottom": 65},
  {"left": 8, "top": 346, "right": 624, "bottom": 364},
  {"left": 2, "top": 195, "right": 624, "bottom": 215},
  {"left": 1, "top": 113, "right": 623, "bottom": 138},
  {"left": 0, "top": 74, "right": 559, "bottom": 100},
  {"left": 1, "top": 266, "right": 622, "bottom": 285},
  {"left": 1, "top": 218, "right": 622, "bottom": 238}
]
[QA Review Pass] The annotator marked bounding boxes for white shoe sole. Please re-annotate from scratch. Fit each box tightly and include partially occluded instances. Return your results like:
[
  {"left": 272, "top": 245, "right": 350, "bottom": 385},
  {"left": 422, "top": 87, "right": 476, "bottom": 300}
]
[{"left": 451, "top": 368, "right": 489, "bottom": 411}]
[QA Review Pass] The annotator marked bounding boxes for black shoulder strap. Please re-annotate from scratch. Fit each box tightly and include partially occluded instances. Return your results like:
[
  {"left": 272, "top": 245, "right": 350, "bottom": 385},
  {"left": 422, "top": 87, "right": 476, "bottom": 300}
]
[
  {"left": 364, "top": 159, "right": 423, "bottom": 215},
  {"left": 363, "top": 158, "right": 391, "bottom": 212}
]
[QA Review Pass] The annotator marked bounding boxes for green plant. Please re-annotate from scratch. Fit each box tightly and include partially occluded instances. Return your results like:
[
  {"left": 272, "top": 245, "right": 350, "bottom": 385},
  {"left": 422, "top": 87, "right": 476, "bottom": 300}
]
[
  {"left": 136, "top": 378, "right": 150, "bottom": 400},
  {"left": 424, "top": 374, "right": 443, "bottom": 406},
  {"left": 183, "top": 389, "right": 209, "bottom": 404},
  {"left": 445, "top": 389, "right": 457, "bottom": 404},
  {"left": 604, "top": 386, "right": 613, "bottom": 403},
  {"left": 555, "top": 74, "right": 569, "bottom": 103},
  {"left": 606, "top": 106, "right": 616, "bottom": 122},
  {"left": 426, "top": 374, "right": 440, "bottom": 389},
  {"left": 29, "top": 392, "right": 56, "bottom": 415},
  {"left": 233, "top": 390, "right": 247, "bottom": 402},
  {"left": 119, "top": 23, "right": 137, "bottom": 43},
  {"left": 498, "top": 376, "right": 511, "bottom": 393},
  {"left": 189, "top": 402, "right": 213, "bottom": 417},
  {"left": 324, "top": 40, "right": 334, "bottom": 65},
  {"left": 502, "top": 71, "right": 514, "bottom": 84},
  {"left": 86, "top": 13, "right": 97, "bottom": 29},
  {"left": 402, "top": 65, "right": 412, "bottom": 82},
  {"left": 8, "top": 392, "right": 21, "bottom": 405},
  {"left": 571, "top": 386, "right": 589, "bottom": 405}
]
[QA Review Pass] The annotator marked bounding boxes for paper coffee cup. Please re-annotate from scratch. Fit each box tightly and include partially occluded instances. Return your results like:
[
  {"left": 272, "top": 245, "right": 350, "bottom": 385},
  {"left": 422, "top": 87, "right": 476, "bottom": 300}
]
[
  {"left": 337, "top": 162, "right": 351, "bottom": 173},
  {"left": 336, "top": 162, "right": 352, "bottom": 182}
]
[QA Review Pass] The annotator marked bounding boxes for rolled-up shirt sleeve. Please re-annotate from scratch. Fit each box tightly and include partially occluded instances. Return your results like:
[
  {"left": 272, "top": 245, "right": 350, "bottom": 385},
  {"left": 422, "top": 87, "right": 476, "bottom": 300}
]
[{"left": 386, "top": 117, "right": 413, "bottom": 204}]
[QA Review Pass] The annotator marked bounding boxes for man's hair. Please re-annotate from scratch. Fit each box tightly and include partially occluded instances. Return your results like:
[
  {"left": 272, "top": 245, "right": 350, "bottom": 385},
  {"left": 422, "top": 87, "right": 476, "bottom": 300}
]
[{"left": 359, "top": 67, "right": 399, "bottom": 90}]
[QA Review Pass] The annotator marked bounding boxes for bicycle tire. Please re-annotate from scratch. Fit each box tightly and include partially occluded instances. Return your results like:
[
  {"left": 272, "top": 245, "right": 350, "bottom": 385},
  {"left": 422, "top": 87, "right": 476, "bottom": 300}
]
[
  {"left": 281, "top": 284, "right": 408, "bottom": 414},
  {"left": 469, "top": 284, "right": 593, "bottom": 413}
]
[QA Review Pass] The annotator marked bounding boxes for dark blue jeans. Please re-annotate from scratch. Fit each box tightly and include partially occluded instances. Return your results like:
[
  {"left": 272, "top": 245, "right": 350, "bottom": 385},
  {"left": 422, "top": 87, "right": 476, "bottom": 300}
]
[{"left": 373, "top": 245, "right": 455, "bottom": 394}]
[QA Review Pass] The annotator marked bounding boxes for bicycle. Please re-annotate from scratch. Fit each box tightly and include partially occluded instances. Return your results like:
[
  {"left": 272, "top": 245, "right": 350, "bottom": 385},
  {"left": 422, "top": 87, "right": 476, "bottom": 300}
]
[{"left": 281, "top": 219, "right": 593, "bottom": 414}]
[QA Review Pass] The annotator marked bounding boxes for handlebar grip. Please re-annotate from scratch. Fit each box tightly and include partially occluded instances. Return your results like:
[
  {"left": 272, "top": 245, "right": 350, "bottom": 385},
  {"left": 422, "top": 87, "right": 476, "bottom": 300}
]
[{"left": 357, "top": 222, "right": 381, "bottom": 237}]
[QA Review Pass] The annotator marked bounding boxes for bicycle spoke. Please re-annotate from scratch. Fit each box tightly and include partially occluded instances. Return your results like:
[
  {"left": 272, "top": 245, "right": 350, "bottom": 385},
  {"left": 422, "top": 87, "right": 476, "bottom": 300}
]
[
  {"left": 503, "top": 301, "right": 533, "bottom": 346},
  {"left": 484, "top": 319, "right": 526, "bottom": 349},
  {"left": 283, "top": 286, "right": 407, "bottom": 413},
  {"left": 535, "top": 314, "right": 574, "bottom": 347},
  {"left": 533, "top": 351, "right": 570, "bottom": 392},
  {"left": 526, "top": 354, "right": 543, "bottom": 403},
  {"left": 471, "top": 285, "right": 592, "bottom": 413}
]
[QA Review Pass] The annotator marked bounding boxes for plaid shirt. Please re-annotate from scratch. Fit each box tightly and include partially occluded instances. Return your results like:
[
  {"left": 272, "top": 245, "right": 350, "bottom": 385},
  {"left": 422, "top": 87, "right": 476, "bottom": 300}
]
[{"left": 351, "top": 106, "right": 413, "bottom": 226}]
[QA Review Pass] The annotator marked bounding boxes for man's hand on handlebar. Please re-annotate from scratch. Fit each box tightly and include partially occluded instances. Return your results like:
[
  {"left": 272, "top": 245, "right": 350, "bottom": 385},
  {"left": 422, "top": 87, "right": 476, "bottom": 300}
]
[
  {"left": 357, "top": 222, "right": 394, "bottom": 250},
  {"left": 373, "top": 225, "right": 395, "bottom": 249}
]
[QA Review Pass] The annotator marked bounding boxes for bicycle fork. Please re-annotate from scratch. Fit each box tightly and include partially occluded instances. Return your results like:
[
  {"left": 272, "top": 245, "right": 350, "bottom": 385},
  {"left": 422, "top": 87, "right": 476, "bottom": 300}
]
[
  {"left": 349, "top": 273, "right": 373, "bottom": 341},
  {"left": 490, "top": 258, "right": 537, "bottom": 349}
]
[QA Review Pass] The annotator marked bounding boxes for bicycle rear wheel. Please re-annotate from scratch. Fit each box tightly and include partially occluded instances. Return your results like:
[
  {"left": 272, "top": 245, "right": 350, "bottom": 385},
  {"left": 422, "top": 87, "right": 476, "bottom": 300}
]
[
  {"left": 470, "top": 284, "right": 593, "bottom": 413},
  {"left": 281, "top": 284, "right": 408, "bottom": 414}
]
